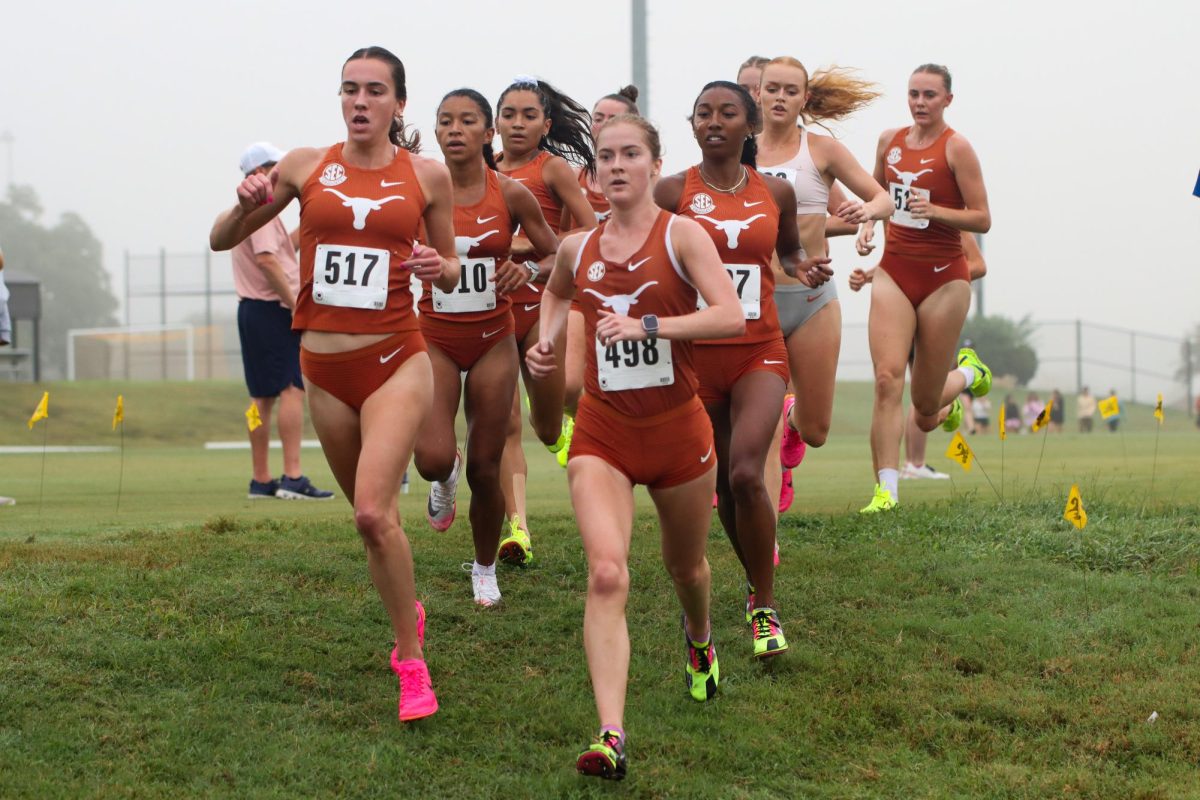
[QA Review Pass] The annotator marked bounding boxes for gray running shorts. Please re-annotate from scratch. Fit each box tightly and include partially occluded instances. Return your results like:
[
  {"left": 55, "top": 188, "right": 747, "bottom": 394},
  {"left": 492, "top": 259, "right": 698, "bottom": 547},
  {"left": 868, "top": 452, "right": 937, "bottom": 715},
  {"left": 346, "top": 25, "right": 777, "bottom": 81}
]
[{"left": 775, "top": 280, "right": 837, "bottom": 338}]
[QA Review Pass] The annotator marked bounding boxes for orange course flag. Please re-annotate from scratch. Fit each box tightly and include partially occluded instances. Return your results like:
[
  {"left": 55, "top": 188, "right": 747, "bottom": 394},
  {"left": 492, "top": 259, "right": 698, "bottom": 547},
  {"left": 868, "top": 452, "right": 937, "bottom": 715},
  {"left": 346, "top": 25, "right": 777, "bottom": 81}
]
[
  {"left": 1098, "top": 395, "right": 1120, "bottom": 420},
  {"left": 1154, "top": 393, "right": 1163, "bottom": 423},
  {"left": 944, "top": 431, "right": 974, "bottom": 472},
  {"left": 245, "top": 402, "right": 262, "bottom": 432},
  {"left": 998, "top": 403, "right": 1006, "bottom": 441},
  {"left": 1063, "top": 484, "right": 1088, "bottom": 530},
  {"left": 112, "top": 395, "right": 125, "bottom": 431},
  {"left": 1032, "top": 397, "right": 1053, "bottom": 433},
  {"left": 27, "top": 391, "right": 49, "bottom": 429}
]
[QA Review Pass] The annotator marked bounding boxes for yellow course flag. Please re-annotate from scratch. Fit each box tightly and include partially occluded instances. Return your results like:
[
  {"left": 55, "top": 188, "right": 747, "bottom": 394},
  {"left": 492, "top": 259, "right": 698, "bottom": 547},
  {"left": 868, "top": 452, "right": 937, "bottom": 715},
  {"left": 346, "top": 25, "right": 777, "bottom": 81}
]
[
  {"left": 1154, "top": 393, "right": 1163, "bottom": 423},
  {"left": 944, "top": 430, "right": 974, "bottom": 472},
  {"left": 1098, "top": 395, "right": 1120, "bottom": 419},
  {"left": 1032, "top": 397, "right": 1053, "bottom": 433},
  {"left": 112, "top": 395, "right": 125, "bottom": 431},
  {"left": 998, "top": 403, "right": 1006, "bottom": 441},
  {"left": 1063, "top": 484, "right": 1088, "bottom": 530},
  {"left": 245, "top": 402, "right": 262, "bottom": 432},
  {"left": 27, "top": 391, "right": 49, "bottom": 429}
]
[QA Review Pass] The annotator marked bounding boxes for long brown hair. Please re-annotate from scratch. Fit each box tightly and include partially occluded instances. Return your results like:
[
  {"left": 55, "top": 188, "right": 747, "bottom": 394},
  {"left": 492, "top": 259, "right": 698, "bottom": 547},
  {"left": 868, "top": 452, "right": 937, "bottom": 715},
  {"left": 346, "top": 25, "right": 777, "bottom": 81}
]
[{"left": 765, "top": 57, "right": 881, "bottom": 129}]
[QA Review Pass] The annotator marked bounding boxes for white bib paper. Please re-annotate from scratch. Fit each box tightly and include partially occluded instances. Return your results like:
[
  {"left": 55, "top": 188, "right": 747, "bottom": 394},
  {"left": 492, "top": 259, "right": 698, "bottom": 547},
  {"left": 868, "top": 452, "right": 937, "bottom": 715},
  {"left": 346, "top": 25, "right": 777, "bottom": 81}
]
[
  {"left": 432, "top": 257, "right": 496, "bottom": 313},
  {"left": 696, "top": 263, "right": 761, "bottom": 320},
  {"left": 758, "top": 166, "right": 797, "bottom": 184},
  {"left": 596, "top": 337, "right": 674, "bottom": 392},
  {"left": 313, "top": 244, "right": 390, "bottom": 310},
  {"left": 889, "top": 183, "right": 931, "bottom": 229}
]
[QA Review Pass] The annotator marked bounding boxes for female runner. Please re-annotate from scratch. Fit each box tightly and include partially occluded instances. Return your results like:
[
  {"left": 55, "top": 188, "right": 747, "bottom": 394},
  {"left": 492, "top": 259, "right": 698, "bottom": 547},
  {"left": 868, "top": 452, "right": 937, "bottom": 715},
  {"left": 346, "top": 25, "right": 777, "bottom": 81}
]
[
  {"left": 656, "top": 82, "right": 831, "bottom": 659},
  {"left": 856, "top": 63, "right": 993, "bottom": 513},
  {"left": 493, "top": 76, "right": 598, "bottom": 565},
  {"left": 558, "top": 86, "right": 641, "bottom": 469},
  {"left": 755, "top": 57, "right": 891, "bottom": 500},
  {"left": 210, "top": 47, "right": 459, "bottom": 721},
  {"left": 527, "top": 114, "right": 743, "bottom": 781},
  {"left": 415, "top": 89, "right": 559, "bottom": 607}
]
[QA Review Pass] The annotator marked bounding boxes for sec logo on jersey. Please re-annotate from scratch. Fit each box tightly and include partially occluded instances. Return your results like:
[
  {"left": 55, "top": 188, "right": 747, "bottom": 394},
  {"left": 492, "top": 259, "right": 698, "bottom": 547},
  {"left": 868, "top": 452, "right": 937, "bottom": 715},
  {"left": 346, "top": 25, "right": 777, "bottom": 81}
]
[
  {"left": 586, "top": 261, "right": 606, "bottom": 282},
  {"left": 319, "top": 163, "right": 348, "bottom": 187},
  {"left": 689, "top": 192, "right": 715, "bottom": 215},
  {"left": 886, "top": 147, "right": 902, "bottom": 166}
]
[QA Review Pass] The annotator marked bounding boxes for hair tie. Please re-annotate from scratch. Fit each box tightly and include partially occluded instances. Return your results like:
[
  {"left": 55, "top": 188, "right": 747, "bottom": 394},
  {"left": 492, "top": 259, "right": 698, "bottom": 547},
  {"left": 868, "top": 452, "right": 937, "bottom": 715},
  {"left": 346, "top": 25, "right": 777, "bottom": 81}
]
[{"left": 511, "top": 74, "right": 539, "bottom": 88}]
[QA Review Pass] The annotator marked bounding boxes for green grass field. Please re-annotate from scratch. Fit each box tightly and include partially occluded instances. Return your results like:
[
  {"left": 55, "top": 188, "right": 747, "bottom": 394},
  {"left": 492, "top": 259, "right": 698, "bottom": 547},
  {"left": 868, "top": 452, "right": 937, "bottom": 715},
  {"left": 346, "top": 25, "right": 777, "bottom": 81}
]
[{"left": 1, "top": 381, "right": 1198, "bottom": 798}]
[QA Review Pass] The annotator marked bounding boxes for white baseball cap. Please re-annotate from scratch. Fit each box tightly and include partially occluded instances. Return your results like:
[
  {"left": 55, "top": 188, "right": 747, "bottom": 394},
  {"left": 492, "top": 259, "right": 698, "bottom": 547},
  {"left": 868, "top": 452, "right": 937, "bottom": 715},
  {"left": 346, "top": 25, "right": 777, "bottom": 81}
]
[{"left": 239, "top": 142, "right": 285, "bottom": 176}]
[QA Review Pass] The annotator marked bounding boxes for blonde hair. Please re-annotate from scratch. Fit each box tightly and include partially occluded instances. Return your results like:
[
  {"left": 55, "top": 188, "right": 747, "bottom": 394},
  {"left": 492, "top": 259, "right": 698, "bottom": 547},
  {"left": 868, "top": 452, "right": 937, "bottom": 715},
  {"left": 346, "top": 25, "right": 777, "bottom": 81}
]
[{"left": 764, "top": 57, "right": 881, "bottom": 128}]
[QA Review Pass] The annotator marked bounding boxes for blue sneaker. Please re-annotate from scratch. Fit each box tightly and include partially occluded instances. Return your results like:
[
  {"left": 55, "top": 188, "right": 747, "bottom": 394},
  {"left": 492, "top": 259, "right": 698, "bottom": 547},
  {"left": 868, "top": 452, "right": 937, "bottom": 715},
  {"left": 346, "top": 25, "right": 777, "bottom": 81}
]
[
  {"left": 248, "top": 478, "right": 279, "bottom": 499},
  {"left": 277, "top": 475, "right": 334, "bottom": 500}
]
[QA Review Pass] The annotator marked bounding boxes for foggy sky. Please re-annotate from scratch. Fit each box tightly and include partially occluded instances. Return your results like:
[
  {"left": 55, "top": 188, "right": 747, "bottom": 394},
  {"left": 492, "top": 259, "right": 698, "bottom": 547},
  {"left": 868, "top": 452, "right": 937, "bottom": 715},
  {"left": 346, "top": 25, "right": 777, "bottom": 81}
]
[{"left": 2, "top": 0, "right": 1197, "bottom": 342}]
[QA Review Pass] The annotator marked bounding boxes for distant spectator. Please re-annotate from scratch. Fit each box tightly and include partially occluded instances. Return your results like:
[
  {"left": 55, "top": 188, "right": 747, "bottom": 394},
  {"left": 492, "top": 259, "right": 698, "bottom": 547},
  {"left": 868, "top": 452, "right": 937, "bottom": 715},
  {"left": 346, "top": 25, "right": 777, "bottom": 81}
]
[
  {"left": 0, "top": 243, "right": 15, "bottom": 506},
  {"left": 1105, "top": 388, "right": 1121, "bottom": 432},
  {"left": 1049, "top": 389, "right": 1064, "bottom": 433},
  {"left": 1004, "top": 394, "right": 1022, "bottom": 435},
  {"left": 1077, "top": 386, "right": 1096, "bottom": 433},
  {"left": 971, "top": 396, "right": 991, "bottom": 435},
  {"left": 1022, "top": 391, "right": 1044, "bottom": 432}
]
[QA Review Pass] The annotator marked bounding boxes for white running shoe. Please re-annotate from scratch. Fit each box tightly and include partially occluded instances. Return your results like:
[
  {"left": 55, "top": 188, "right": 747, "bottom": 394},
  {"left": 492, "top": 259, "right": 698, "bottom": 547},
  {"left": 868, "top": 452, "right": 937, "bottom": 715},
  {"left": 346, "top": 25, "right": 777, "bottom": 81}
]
[
  {"left": 426, "top": 450, "right": 462, "bottom": 532},
  {"left": 467, "top": 565, "right": 502, "bottom": 608},
  {"left": 900, "top": 462, "right": 950, "bottom": 480}
]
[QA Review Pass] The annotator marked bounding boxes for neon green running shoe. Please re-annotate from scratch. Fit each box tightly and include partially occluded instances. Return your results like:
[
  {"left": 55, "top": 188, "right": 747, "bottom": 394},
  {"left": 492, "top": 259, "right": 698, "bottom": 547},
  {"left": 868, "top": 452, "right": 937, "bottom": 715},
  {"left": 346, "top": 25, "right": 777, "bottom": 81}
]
[
  {"left": 546, "top": 414, "right": 574, "bottom": 469},
  {"left": 957, "top": 347, "right": 992, "bottom": 398},
  {"left": 749, "top": 607, "right": 788, "bottom": 659},
  {"left": 858, "top": 484, "right": 898, "bottom": 514},
  {"left": 682, "top": 617, "right": 719, "bottom": 701},
  {"left": 941, "top": 397, "right": 964, "bottom": 432},
  {"left": 576, "top": 728, "right": 627, "bottom": 781},
  {"left": 497, "top": 515, "right": 533, "bottom": 566}
]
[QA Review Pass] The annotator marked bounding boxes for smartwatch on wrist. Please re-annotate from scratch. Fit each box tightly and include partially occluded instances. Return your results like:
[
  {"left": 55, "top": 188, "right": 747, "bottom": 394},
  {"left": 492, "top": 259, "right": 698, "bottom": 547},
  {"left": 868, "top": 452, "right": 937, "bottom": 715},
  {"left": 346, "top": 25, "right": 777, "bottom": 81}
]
[
  {"left": 525, "top": 261, "right": 540, "bottom": 283},
  {"left": 640, "top": 314, "right": 659, "bottom": 341}
]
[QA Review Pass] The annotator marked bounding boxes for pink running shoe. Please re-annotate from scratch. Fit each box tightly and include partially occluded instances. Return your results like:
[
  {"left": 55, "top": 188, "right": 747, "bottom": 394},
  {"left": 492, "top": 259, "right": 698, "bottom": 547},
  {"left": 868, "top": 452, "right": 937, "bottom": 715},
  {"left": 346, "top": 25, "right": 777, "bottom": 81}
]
[
  {"left": 780, "top": 396, "right": 807, "bottom": 469},
  {"left": 396, "top": 658, "right": 438, "bottom": 722},
  {"left": 391, "top": 600, "right": 427, "bottom": 675},
  {"left": 773, "top": 539, "right": 781, "bottom": 567},
  {"left": 778, "top": 469, "right": 794, "bottom": 514},
  {"left": 712, "top": 492, "right": 718, "bottom": 509}
]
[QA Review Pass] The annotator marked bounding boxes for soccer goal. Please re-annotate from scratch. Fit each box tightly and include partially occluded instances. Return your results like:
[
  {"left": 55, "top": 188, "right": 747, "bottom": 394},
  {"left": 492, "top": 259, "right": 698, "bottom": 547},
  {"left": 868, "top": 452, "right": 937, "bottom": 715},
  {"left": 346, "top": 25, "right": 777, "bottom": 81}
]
[{"left": 68, "top": 324, "right": 196, "bottom": 381}]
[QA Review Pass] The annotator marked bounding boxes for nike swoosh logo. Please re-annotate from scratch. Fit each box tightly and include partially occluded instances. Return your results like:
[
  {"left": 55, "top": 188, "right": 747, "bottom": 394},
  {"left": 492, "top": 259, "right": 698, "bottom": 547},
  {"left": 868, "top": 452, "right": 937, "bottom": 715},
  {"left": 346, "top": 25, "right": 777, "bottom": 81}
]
[
  {"left": 743, "top": 200, "right": 765, "bottom": 208},
  {"left": 476, "top": 215, "right": 498, "bottom": 224},
  {"left": 523, "top": 303, "right": 541, "bottom": 311},
  {"left": 380, "top": 180, "right": 405, "bottom": 188},
  {"left": 919, "top": 159, "right": 935, "bottom": 165},
  {"left": 482, "top": 328, "right": 505, "bottom": 339},
  {"left": 763, "top": 360, "right": 784, "bottom": 365},
  {"left": 806, "top": 293, "right": 824, "bottom": 303},
  {"left": 379, "top": 346, "right": 405, "bottom": 364},
  {"left": 933, "top": 264, "right": 951, "bottom": 273},
  {"left": 628, "top": 257, "right": 651, "bottom": 271},
  {"left": 699, "top": 444, "right": 714, "bottom": 463}
]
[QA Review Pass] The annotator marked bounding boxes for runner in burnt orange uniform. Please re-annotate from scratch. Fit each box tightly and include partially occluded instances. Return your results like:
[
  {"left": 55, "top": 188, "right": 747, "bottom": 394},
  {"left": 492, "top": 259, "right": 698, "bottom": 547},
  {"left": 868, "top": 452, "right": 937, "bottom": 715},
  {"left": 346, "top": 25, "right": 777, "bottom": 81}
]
[
  {"left": 494, "top": 76, "right": 598, "bottom": 564},
  {"left": 526, "top": 115, "right": 743, "bottom": 781},
  {"left": 210, "top": 47, "right": 460, "bottom": 722},
  {"left": 855, "top": 64, "right": 993, "bottom": 513},
  {"left": 558, "top": 86, "right": 641, "bottom": 471},
  {"left": 656, "top": 81, "right": 831, "bottom": 661},
  {"left": 415, "top": 89, "right": 559, "bottom": 606}
]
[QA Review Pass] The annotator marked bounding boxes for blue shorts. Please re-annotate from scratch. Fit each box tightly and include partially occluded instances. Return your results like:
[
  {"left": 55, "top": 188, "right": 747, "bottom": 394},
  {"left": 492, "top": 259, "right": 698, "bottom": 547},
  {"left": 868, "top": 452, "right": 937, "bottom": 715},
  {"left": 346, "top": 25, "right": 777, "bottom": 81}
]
[{"left": 237, "top": 298, "right": 303, "bottom": 398}]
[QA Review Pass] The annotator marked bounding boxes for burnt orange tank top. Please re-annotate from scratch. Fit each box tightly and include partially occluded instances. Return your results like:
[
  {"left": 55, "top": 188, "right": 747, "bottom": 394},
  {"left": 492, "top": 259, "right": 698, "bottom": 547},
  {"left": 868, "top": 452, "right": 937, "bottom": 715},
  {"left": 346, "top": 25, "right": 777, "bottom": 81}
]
[
  {"left": 579, "top": 167, "right": 610, "bottom": 223},
  {"left": 498, "top": 150, "right": 558, "bottom": 306},
  {"left": 418, "top": 168, "right": 513, "bottom": 324},
  {"left": 675, "top": 166, "right": 781, "bottom": 345},
  {"left": 882, "top": 126, "right": 965, "bottom": 261},
  {"left": 575, "top": 210, "right": 699, "bottom": 417},
  {"left": 294, "top": 144, "right": 426, "bottom": 334}
]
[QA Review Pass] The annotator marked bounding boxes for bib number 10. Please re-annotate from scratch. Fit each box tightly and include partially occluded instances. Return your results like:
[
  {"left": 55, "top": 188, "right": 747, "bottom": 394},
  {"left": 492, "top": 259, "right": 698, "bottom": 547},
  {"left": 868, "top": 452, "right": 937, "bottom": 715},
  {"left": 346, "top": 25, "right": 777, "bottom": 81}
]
[{"left": 432, "top": 257, "right": 496, "bottom": 313}]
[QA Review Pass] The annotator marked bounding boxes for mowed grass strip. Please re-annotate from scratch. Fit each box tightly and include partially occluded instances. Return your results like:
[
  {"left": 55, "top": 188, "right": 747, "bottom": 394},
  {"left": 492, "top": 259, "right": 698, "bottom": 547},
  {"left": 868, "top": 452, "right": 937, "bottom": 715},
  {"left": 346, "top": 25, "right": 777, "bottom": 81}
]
[{"left": 2, "top": 496, "right": 1199, "bottom": 798}]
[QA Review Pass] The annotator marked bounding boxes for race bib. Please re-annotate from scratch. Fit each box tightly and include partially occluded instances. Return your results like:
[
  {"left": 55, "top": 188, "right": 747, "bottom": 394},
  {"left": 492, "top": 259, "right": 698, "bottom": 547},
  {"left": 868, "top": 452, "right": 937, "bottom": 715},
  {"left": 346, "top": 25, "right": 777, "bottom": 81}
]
[
  {"left": 889, "top": 183, "right": 931, "bottom": 229},
  {"left": 313, "top": 244, "right": 390, "bottom": 310},
  {"left": 758, "top": 166, "right": 797, "bottom": 185},
  {"left": 432, "top": 257, "right": 496, "bottom": 313},
  {"left": 697, "top": 263, "right": 761, "bottom": 320},
  {"left": 596, "top": 337, "right": 674, "bottom": 392}
]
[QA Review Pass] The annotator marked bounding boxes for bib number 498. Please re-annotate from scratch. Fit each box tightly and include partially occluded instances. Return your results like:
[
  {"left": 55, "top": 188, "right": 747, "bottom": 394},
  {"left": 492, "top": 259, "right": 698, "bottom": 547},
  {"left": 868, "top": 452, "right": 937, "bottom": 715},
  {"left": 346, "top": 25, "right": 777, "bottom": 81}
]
[{"left": 596, "top": 337, "right": 674, "bottom": 391}]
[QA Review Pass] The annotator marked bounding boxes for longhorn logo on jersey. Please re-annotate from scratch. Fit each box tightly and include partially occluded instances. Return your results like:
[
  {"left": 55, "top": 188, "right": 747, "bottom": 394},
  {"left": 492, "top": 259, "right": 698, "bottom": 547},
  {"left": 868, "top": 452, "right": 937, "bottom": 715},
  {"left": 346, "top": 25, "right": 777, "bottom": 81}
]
[
  {"left": 582, "top": 281, "right": 658, "bottom": 316},
  {"left": 689, "top": 192, "right": 715, "bottom": 215},
  {"left": 888, "top": 165, "right": 933, "bottom": 188},
  {"left": 586, "top": 260, "right": 606, "bottom": 282},
  {"left": 323, "top": 189, "right": 407, "bottom": 230},
  {"left": 319, "top": 163, "right": 348, "bottom": 187},
  {"left": 455, "top": 229, "right": 499, "bottom": 255},
  {"left": 695, "top": 214, "right": 767, "bottom": 249}
]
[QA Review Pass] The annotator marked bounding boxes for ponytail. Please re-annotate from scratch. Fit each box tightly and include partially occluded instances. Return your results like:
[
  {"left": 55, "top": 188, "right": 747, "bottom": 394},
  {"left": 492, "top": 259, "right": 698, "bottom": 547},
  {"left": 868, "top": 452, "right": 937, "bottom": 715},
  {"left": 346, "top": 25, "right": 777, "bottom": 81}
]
[
  {"left": 740, "top": 135, "right": 758, "bottom": 169},
  {"left": 388, "top": 116, "right": 422, "bottom": 153},
  {"left": 598, "top": 85, "right": 640, "bottom": 115},
  {"left": 500, "top": 76, "right": 595, "bottom": 175}
]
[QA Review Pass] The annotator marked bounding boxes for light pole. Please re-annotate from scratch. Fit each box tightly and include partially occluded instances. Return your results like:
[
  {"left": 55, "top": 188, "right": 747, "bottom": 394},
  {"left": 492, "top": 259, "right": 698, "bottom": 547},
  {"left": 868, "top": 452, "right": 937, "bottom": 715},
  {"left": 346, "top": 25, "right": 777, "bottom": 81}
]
[
  {"left": 0, "top": 130, "right": 13, "bottom": 187},
  {"left": 631, "top": 0, "right": 648, "bottom": 117}
]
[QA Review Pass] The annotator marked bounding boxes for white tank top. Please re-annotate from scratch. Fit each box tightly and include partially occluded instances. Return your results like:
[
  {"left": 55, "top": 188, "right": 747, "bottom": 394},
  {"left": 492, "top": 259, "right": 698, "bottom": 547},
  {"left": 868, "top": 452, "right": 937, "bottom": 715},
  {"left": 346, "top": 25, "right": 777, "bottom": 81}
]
[{"left": 757, "top": 129, "right": 828, "bottom": 215}]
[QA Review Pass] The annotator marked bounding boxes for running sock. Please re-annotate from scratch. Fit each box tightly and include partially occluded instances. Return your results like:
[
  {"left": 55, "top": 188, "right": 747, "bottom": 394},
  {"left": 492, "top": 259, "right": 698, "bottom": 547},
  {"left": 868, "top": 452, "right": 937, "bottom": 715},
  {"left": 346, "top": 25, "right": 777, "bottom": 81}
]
[
  {"left": 472, "top": 561, "right": 496, "bottom": 577},
  {"left": 601, "top": 725, "right": 626, "bottom": 745},
  {"left": 878, "top": 468, "right": 899, "bottom": 499},
  {"left": 957, "top": 365, "right": 976, "bottom": 390}
]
